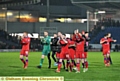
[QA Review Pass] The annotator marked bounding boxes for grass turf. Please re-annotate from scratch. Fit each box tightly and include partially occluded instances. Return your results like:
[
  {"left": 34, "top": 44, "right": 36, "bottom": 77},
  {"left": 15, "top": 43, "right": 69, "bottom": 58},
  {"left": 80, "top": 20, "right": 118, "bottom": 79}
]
[{"left": 0, "top": 52, "right": 120, "bottom": 81}]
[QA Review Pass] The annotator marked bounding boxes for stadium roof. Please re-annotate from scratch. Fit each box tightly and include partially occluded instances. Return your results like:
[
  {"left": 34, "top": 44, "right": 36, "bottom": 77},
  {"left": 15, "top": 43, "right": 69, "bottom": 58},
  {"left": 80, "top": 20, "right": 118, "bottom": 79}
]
[{"left": 71, "top": 0, "right": 120, "bottom": 10}]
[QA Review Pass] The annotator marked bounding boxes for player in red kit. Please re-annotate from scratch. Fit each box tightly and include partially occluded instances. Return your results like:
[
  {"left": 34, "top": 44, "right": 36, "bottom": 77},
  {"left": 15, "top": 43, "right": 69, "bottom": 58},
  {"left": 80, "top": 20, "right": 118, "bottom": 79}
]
[
  {"left": 20, "top": 32, "right": 30, "bottom": 69},
  {"left": 56, "top": 34, "right": 69, "bottom": 73},
  {"left": 74, "top": 29, "right": 85, "bottom": 73},
  {"left": 67, "top": 34, "right": 76, "bottom": 72},
  {"left": 100, "top": 34, "right": 116, "bottom": 67},
  {"left": 56, "top": 32, "right": 65, "bottom": 69}
]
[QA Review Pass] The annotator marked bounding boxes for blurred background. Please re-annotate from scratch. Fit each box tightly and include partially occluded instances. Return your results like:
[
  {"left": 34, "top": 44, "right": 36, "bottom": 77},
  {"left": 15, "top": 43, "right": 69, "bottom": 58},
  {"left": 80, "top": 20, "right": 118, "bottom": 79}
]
[{"left": 0, "top": 0, "right": 120, "bottom": 52}]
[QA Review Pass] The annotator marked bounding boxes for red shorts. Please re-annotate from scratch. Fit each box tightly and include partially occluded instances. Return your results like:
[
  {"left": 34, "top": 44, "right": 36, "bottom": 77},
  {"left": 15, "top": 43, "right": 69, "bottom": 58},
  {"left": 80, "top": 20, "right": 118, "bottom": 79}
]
[
  {"left": 59, "top": 50, "right": 69, "bottom": 59},
  {"left": 103, "top": 49, "right": 110, "bottom": 55},
  {"left": 69, "top": 49, "right": 75, "bottom": 60},
  {"left": 76, "top": 51, "right": 85, "bottom": 59},
  {"left": 84, "top": 52, "right": 88, "bottom": 58},
  {"left": 20, "top": 50, "right": 29, "bottom": 56},
  {"left": 56, "top": 52, "right": 60, "bottom": 58}
]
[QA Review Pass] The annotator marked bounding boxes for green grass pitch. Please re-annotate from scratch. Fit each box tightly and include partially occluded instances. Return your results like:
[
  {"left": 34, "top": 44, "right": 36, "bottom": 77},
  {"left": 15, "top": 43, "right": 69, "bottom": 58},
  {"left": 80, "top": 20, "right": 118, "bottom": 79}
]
[{"left": 0, "top": 52, "right": 120, "bottom": 81}]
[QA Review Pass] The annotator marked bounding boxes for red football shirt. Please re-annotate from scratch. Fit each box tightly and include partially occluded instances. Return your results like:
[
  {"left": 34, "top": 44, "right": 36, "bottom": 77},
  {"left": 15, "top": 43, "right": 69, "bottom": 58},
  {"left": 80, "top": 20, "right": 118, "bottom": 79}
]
[
  {"left": 21, "top": 37, "right": 31, "bottom": 50},
  {"left": 76, "top": 41, "right": 85, "bottom": 51},
  {"left": 72, "top": 33, "right": 83, "bottom": 42},
  {"left": 67, "top": 39, "right": 75, "bottom": 49},
  {"left": 108, "top": 37, "right": 114, "bottom": 43},
  {"left": 59, "top": 39, "right": 68, "bottom": 51},
  {"left": 100, "top": 38, "right": 110, "bottom": 50}
]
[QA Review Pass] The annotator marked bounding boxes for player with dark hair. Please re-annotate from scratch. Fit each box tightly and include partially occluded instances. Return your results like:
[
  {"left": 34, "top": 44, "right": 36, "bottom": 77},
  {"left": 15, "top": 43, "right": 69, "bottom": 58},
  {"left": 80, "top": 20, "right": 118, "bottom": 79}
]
[
  {"left": 100, "top": 34, "right": 116, "bottom": 67},
  {"left": 20, "top": 32, "right": 31, "bottom": 69},
  {"left": 67, "top": 34, "right": 76, "bottom": 72},
  {"left": 107, "top": 33, "right": 116, "bottom": 65},
  {"left": 51, "top": 34, "right": 59, "bottom": 66},
  {"left": 82, "top": 31, "right": 90, "bottom": 72},
  {"left": 56, "top": 33, "right": 69, "bottom": 73},
  {"left": 56, "top": 32, "right": 65, "bottom": 69},
  {"left": 73, "top": 29, "right": 85, "bottom": 73}
]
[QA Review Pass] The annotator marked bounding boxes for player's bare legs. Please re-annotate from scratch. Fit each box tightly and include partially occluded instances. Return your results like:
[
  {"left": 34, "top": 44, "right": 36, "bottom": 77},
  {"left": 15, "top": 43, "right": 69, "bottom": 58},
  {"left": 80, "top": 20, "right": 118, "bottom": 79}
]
[
  {"left": 84, "top": 58, "right": 88, "bottom": 71},
  {"left": 106, "top": 54, "right": 110, "bottom": 66},
  {"left": 76, "top": 58, "right": 80, "bottom": 73},
  {"left": 56, "top": 54, "right": 70, "bottom": 73},
  {"left": 84, "top": 52, "right": 88, "bottom": 71},
  {"left": 82, "top": 59, "right": 86, "bottom": 72},
  {"left": 25, "top": 52, "right": 29, "bottom": 69},
  {"left": 56, "top": 59, "right": 62, "bottom": 73},
  {"left": 103, "top": 55, "right": 108, "bottom": 67},
  {"left": 65, "top": 55, "right": 71, "bottom": 72},
  {"left": 66, "top": 60, "right": 72, "bottom": 72},
  {"left": 20, "top": 55, "right": 26, "bottom": 68},
  {"left": 70, "top": 59, "right": 76, "bottom": 71}
]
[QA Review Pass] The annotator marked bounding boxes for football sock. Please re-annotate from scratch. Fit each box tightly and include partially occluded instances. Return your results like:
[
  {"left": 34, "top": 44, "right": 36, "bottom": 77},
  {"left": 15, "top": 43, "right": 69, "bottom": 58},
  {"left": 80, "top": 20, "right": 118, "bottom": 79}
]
[
  {"left": 104, "top": 58, "right": 107, "bottom": 64},
  {"left": 26, "top": 54, "right": 28, "bottom": 66},
  {"left": 26, "top": 59, "right": 28, "bottom": 66},
  {"left": 40, "top": 59, "right": 44, "bottom": 66},
  {"left": 85, "top": 61, "right": 88, "bottom": 68},
  {"left": 76, "top": 63, "right": 80, "bottom": 71},
  {"left": 82, "top": 63, "right": 85, "bottom": 68},
  {"left": 20, "top": 58, "right": 25, "bottom": 64},
  {"left": 57, "top": 62, "right": 62, "bottom": 71},
  {"left": 107, "top": 57, "right": 110, "bottom": 63}
]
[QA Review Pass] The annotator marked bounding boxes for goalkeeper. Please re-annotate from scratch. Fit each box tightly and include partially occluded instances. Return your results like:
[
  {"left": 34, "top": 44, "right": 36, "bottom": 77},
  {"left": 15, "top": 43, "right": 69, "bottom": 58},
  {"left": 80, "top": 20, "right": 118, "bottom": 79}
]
[{"left": 37, "top": 31, "right": 51, "bottom": 69}]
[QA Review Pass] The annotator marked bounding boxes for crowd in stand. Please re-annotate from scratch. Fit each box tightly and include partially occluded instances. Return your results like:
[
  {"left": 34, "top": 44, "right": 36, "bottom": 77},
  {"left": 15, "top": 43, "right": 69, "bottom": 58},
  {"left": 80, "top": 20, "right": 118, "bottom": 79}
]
[
  {"left": 0, "top": 29, "right": 19, "bottom": 49},
  {"left": 30, "top": 38, "right": 42, "bottom": 51},
  {"left": 90, "top": 18, "right": 120, "bottom": 38},
  {"left": 0, "top": 29, "right": 42, "bottom": 50},
  {"left": 114, "top": 44, "right": 120, "bottom": 52},
  {"left": 0, "top": 18, "right": 120, "bottom": 50},
  {"left": 99, "top": 18, "right": 120, "bottom": 27}
]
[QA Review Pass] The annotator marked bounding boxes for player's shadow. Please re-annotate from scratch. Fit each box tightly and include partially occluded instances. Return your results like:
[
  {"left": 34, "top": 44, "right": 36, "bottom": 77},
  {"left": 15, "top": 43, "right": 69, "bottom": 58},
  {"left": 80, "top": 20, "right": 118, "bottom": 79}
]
[{"left": 8, "top": 66, "right": 21, "bottom": 68}]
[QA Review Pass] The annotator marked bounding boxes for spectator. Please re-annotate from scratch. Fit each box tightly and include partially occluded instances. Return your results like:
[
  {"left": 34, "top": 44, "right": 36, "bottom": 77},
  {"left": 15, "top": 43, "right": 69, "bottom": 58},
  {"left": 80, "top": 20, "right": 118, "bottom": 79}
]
[{"left": 115, "top": 44, "right": 119, "bottom": 52}]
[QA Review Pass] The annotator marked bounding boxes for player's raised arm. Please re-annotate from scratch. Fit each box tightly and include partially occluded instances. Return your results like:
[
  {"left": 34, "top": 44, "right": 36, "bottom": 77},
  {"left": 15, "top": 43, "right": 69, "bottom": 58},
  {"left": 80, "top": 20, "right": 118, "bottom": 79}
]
[
  {"left": 107, "top": 33, "right": 117, "bottom": 43},
  {"left": 100, "top": 39, "right": 106, "bottom": 44},
  {"left": 108, "top": 38, "right": 117, "bottom": 42}
]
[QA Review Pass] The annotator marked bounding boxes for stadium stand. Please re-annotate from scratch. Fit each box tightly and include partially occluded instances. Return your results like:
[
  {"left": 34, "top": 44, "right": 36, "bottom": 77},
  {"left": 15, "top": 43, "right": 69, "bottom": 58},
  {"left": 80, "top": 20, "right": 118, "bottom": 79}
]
[
  {"left": 0, "top": 29, "right": 41, "bottom": 50},
  {"left": 0, "top": 29, "right": 20, "bottom": 49},
  {"left": 90, "top": 27, "right": 120, "bottom": 44}
]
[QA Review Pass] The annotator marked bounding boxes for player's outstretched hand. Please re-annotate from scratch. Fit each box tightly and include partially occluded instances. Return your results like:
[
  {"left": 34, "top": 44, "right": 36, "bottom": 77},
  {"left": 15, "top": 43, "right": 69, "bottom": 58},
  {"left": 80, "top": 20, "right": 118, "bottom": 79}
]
[
  {"left": 76, "top": 29, "right": 79, "bottom": 33},
  {"left": 114, "top": 40, "right": 117, "bottom": 42},
  {"left": 74, "top": 30, "right": 77, "bottom": 34}
]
